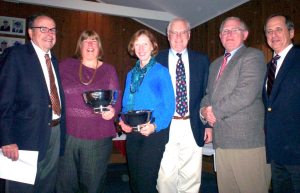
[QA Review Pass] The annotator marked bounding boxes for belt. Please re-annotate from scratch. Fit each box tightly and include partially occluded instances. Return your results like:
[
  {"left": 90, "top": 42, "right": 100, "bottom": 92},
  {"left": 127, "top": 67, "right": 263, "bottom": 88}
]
[
  {"left": 172, "top": 116, "right": 190, "bottom": 120},
  {"left": 50, "top": 118, "right": 60, "bottom": 127}
]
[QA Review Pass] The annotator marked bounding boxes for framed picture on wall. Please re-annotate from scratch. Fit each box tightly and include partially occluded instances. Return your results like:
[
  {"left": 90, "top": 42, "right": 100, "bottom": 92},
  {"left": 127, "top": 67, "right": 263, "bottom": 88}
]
[
  {"left": 0, "top": 36, "right": 25, "bottom": 54},
  {"left": 0, "top": 16, "right": 26, "bottom": 36}
]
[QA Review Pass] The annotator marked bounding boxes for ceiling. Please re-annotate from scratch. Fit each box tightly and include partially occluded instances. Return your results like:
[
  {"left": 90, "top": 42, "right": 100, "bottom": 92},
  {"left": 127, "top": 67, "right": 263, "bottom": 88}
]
[{"left": 8, "top": 0, "right": 250, "bottom": 34}]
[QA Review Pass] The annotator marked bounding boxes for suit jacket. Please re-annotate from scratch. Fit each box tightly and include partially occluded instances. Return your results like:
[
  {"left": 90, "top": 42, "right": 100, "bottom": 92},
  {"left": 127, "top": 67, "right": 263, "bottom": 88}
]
[
  {"left": 201, "top": 46, "right": 266, "bottom": 149},
  {"left": 263, "top": 45, "right": 300, "bottom": 165},
  {"left": 156, "top": 49, "right": 209, "bottom": 147},
  {"left": 0, "top": 42, "right": 66, "bottom": 161}
]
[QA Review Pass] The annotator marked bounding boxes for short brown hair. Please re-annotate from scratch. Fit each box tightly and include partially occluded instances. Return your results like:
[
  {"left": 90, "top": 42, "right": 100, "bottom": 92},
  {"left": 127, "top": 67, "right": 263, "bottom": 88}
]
[
  {"left": 127, "top": 29, "right": 159, "bottom": 57},
  {"left": 74, "top": 30, "right": 103, "bottom": 60}
]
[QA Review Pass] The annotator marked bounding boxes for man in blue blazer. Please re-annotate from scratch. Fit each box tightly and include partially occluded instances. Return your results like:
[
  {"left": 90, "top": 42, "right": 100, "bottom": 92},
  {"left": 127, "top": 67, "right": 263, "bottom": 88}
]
[
  {"left": 263, "top": 14, "right": 300, "bottom": 193},
  {"left": 156, "top": 18, "right": 211, "bottom": 193},
  {"left": 0, "top": 13, "right": 66, "bottom": 193}
]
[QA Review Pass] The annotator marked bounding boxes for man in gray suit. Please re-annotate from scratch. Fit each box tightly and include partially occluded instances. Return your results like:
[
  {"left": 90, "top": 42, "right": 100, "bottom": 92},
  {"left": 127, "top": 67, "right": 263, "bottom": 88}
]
[{"left": 200, "top": 17, "right": 271, "bottom": 193}]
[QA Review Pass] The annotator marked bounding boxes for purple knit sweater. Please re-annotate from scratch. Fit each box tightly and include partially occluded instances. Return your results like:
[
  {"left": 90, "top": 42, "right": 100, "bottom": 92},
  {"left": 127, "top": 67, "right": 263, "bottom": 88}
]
[{"left": 59, "top": 58, "right": 121, "bottom": 140}]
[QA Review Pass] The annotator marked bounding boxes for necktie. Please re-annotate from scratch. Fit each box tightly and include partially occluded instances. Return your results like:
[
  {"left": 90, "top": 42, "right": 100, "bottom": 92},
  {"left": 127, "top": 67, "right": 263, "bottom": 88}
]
[
  {"left": 267, "top": 54, "right": 280, "bottom": 96},
  {"left": 217, "top": 52, "right": 231, "bottom": 80},
  {"left": 176, "top": 53, "right": 188, "bottom": 117},
  {"left": 45, "top": 54, "right": 61, "bottom": 116}
]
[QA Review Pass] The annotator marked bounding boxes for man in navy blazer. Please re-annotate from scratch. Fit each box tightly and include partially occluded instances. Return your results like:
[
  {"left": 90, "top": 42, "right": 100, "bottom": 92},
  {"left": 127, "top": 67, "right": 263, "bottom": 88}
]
[
  {"left": 263, "top": 14, "right": 300, "bottom": 193},
  {"left": 0, "top": 13, "right": 66, "bottom": 193},
  {"left": 156, "top": 18, "right": 211, "bottom": 193}
]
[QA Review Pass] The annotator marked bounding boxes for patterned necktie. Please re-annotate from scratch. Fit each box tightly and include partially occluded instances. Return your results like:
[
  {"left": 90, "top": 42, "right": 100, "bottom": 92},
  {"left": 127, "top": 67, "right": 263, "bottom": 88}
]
[
  {"left": 45, "top": 54, "right": 61, "bottom": 116},
  {"left": 176, "top": 53, "right": 188, "bottom": 117},
  {"left": 217, "top": 52, "right": 231, "bottom": 80},
  {"left": 267, "top": 54, "right": 280, "bottom": 96}
]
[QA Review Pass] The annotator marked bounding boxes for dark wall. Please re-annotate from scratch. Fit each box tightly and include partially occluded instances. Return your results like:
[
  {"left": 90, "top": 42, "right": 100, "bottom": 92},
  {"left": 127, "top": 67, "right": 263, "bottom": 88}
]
[
  {"left": 0, "top": 1, "right": 169, "bottom": 90},
  {"left": 1, "top": 0, "right": 300, "bottom": 86},
  {"left": 189, "top": 0, "right": 300, "bottom": 61},
  {"left": 0, "top": 0, "right": 299, "bottom": 190}
]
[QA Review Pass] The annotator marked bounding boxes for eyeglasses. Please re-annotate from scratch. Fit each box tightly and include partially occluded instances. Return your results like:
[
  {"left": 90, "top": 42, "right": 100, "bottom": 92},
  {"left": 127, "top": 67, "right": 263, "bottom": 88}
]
[
  {"left": 221, "top": 28, "right": 244, "bottom": 36},
  {"left": 169, "top": 30, "right": 189, "bottom": 36},
  {"left": 31, "top": 26, "right": 57, "bottom": 33},
  {"left": 265, "top": 27, "right": 283, "bottom": 36}
]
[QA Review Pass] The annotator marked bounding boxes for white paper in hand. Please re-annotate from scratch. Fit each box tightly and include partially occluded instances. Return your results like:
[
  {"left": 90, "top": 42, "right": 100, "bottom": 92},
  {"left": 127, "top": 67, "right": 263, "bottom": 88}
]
[{"left": 0, "top": 149, "right": 38, "bottom": 184}]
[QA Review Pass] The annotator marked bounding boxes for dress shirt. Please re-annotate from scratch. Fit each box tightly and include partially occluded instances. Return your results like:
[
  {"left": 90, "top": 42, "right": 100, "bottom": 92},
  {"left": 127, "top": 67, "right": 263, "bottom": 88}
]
[
  {"left": 265, "top": 44, "right": 293, "bottom": 90},
  {"left": 169, "top": 48, "right": 190, "bottom": 116},
  {"left": 273, "top": 44, "right": 293, "bottom": 77},
  {"left": 31, "top": 41, "right": 61, "bottom": 119}
]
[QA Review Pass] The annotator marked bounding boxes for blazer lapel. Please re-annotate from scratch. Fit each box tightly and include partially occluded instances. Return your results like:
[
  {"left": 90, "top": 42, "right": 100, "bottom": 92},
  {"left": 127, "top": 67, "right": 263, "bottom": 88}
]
[
  {"left": 212, "top": 46, "right": 246, "bottom": 99},
  {"left": 262, "top": 62, "right": 270, "bottom": 103},
  {"left": 27, "top": 43, "right": 52, "bottom": 100},
  {"left": 268, "top": 47, "right": 296, "bottom": 101}
]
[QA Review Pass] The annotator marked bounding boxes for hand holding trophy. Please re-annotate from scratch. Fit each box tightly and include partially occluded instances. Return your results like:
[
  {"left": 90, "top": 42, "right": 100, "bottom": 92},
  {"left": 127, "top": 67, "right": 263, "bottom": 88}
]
[
  {"left": 119, "top": 110, "right": 152, "bottom": 132},
  {"left": 83, "top": 89, "right": 118, "bottom": 113}
]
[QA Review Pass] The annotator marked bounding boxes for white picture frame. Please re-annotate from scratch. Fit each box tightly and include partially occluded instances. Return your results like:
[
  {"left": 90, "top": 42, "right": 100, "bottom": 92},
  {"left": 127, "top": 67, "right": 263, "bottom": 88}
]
[
  {"left": 0, "top": 36, "right": 25, "bottom": 54},
  {"left": 0, "top": 16, "right": 26, "bottom": 36}
]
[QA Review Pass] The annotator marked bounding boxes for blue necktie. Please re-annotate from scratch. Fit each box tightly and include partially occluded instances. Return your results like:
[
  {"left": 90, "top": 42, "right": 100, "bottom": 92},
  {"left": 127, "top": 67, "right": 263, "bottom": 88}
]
[{"left": 176, "top": 53, "right": 188, "bottom": 117}]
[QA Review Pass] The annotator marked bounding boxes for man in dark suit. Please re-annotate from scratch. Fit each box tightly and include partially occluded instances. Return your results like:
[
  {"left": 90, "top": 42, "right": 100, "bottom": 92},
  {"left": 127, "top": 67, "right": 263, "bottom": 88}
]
[
  {"left": 12, "top": 21, "right": 23, "bottom": 33},
  {"left": 0, "top": 13, "right": 66, "bottom": 193},
  {"left": 201, "top": 17, "right": 270, "bottom": 193},
  {"left": 156, "top": 17, "right": 211, "bottom": 193},
  {"left": 0, "top": 20, "right": 10, "bottom": 32},
  {"left": 263, "top": 14, "right": 300, "bottom": 193}
]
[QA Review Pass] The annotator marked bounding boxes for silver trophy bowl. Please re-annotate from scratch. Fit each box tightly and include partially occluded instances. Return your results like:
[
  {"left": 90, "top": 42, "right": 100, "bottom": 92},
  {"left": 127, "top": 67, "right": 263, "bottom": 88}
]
[
  {"left": 120, "top": 110, "right": 153, "bottom": 131},
  {"left": 83, "top": 89, "right": 118, "bottom": 113}
]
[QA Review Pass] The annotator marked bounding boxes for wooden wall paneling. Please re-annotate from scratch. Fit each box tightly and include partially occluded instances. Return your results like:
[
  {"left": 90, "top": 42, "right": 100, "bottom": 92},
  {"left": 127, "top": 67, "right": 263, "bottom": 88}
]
[
  {"left": 189, "top": 0, "right": 299, "bottom": 62},
  {"left": 1, "top": 0, "right": 300, "bottom": 90},
  {"left": 208, "top": 19, "right": 224, "bottom": 61},
  {"left": 58, "top": 11, "right": 78, "bottom": 60}
]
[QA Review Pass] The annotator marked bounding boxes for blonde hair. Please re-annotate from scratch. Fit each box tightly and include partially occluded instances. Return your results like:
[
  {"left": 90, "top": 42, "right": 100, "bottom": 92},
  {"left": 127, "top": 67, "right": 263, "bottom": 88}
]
[{"left": 74, "top": 30, "right": 103, "bottom": 60}]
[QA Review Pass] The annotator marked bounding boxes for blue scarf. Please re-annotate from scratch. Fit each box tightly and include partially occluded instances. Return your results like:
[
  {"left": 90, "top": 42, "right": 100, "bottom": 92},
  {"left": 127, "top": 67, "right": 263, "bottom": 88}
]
[{"left": 127, "top": 57, "right": 156, "bottom": 110}]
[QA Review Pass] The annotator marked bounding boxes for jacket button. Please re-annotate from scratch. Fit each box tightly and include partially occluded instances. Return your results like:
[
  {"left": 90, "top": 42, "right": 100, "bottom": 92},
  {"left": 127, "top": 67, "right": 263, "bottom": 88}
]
[
  {"left": 48, "top": 105, "right": 51, "bottom": 108},
  {"left": 268, "top": 108, "right": 272, "bottom": 112}
]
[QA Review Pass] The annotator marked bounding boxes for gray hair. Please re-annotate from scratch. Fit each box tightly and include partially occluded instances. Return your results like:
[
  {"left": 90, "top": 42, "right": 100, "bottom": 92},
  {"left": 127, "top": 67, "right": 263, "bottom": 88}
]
[
  {"left": 167, "top": 18, "right": 191, "bottom": 35},
  {"left": 219, "top": 16, "right": 248, "bottom": 32}
]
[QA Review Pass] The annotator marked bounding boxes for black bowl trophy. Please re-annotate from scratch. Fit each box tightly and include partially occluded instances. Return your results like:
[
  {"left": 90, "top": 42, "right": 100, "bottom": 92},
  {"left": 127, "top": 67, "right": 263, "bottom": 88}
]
[
  {"left": 120, "top": 110, "right": 153, "bottom": 132},
  {"left": 83, "top": 89, "right": 118, "bottom": 113}
]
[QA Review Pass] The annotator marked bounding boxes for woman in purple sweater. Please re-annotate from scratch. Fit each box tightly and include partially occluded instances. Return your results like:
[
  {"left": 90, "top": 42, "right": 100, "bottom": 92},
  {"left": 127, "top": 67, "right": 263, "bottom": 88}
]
[{"left": 56, "top": 30, "right": 121, "bottom": 193}]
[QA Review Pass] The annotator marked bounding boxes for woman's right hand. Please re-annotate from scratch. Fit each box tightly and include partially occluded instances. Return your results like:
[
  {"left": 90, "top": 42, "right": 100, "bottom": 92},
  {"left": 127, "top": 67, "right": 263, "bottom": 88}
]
[{"left": 119, "top": 120, "right": 133, "bottom": 133}]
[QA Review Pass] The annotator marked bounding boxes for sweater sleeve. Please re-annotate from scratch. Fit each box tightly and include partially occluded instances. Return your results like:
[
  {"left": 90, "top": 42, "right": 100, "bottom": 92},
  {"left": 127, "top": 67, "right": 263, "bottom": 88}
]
[{"left": 152, "top": 65, "right": 175, "bottom": 131}]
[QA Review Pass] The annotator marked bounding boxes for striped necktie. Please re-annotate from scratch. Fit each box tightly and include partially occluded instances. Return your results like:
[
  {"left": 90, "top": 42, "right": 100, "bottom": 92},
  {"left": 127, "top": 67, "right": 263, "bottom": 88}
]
[
  {"left": 45, "top": 54, "right": 61, "bottom": 116},
  {"left": 267, "top": 54, "right": 280, "bottom": 96},
  {"left": 217, "top": 52, "right": 231, "bottom": 80}
]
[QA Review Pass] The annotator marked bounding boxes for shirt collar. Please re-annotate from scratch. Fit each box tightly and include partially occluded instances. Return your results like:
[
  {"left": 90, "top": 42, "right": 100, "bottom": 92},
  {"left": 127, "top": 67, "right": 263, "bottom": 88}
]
[
  {"left": 274, "top": 44, "right": 293, "bottom": 58},
  {"left": 31, "top": 40, "right": 52, "bottom": 58},
  {"left": 170, "top": 48, "right": 188, "bottom": 57}
]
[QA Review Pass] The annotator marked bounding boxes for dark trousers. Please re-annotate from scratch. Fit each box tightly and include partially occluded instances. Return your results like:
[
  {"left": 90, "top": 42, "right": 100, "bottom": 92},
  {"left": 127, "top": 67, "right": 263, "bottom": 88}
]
[
  {"left": 5, "top": 124, "right": 61, "bottom": 193},
  {"left": 271, "top": 161, "right": 300, "bottom": 193},
  {"left": 56, "top": 135, "right": 113, "bottom": 193},
  {"left": 0, "top": 179, "right": 5, "bottom": 192},
  {"left": 126, "top": 128, "right": 169, "bottom": 193}
]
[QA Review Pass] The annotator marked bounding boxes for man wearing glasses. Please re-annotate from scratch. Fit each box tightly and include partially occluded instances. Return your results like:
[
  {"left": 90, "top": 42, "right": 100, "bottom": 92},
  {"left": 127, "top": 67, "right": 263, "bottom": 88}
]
[
  {"left": 0, "top": 13, "right": 66, "bottom": 193},
  {"left": 263, "top": 14, "right": 300, "bottom": 193},
  {"left": 156, "top": 17, "right": 211, "bottom": 193},
  {"left": 200, "top": 16, "right": 271, "bottom": 193}
]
